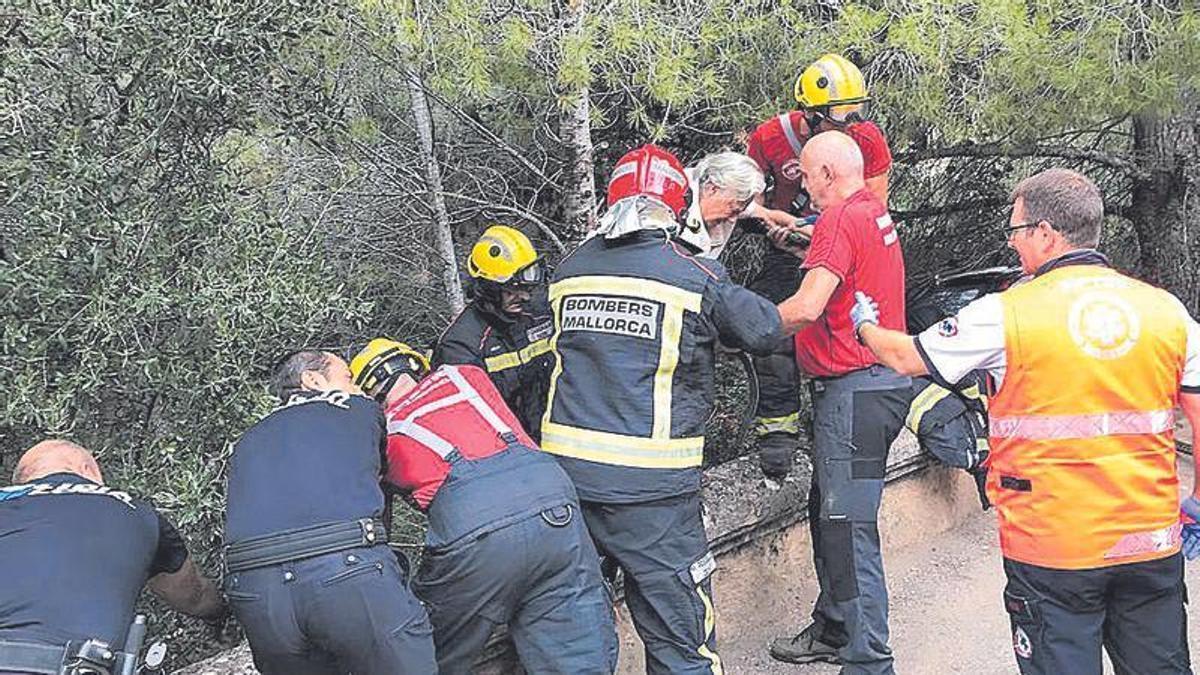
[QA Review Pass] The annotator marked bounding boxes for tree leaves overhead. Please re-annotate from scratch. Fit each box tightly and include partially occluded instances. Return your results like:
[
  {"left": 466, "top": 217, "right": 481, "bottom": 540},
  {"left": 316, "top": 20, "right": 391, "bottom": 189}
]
[{"left": 2, "top": 0, "right": 1198, "bottom": 666}]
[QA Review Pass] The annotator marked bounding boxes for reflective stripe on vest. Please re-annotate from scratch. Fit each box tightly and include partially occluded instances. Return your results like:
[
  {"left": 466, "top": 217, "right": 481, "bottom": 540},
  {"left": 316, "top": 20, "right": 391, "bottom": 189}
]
[
  {"left": 386, "top": 367, "right": 513, "bottom": 460},
  {"left": 777, "top": 113, "right": 806, "bottom": 157},
  {"left": 484, "top": 338, "right": 551, "bottom": 373},
  {"left": 987, "top": 265, "right": 1186, "bottom": 569},
  {"left": 543, "top": 275, "right": 704, "bottom": 469},
  {"left": 990, "top": 409, "right": 1174, "bottom": 440}
]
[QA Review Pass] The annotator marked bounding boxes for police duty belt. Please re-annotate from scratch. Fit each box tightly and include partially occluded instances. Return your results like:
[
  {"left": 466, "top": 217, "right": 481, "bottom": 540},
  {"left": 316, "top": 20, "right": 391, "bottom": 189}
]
[{"left": 224, "top": 518, "right": 387, "bottom": 573}]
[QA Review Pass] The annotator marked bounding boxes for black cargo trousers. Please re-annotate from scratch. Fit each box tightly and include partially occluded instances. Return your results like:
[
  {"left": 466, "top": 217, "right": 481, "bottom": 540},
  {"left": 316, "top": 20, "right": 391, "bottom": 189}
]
[{"left": 1003, "top": 553, "right": 1191, "bottom": 674}]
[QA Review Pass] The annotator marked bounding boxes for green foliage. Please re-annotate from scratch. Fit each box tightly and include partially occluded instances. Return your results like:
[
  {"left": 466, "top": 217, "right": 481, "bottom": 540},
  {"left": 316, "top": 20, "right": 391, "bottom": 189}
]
[{"left": 3, "top": 0, "right": 1198, "bottom": 668}]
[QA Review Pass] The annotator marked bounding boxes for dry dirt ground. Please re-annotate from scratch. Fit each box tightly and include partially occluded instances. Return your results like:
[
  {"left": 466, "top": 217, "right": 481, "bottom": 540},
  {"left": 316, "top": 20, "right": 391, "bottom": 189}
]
[{"left": 719, "top": 457, "right": 1200, "bottom": 675}]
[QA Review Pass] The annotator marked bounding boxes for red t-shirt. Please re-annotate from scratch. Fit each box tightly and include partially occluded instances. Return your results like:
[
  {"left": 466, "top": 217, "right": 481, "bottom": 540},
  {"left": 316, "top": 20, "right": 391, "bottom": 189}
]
[
  {"left": 795, "top": 189, "right": 906, "bottom": 377},
  {"left": 746, "top": 112, "right": 892, "bottom": 211},
  {"left": 383, "top": 365, "right": 534, "bottom": 510}
]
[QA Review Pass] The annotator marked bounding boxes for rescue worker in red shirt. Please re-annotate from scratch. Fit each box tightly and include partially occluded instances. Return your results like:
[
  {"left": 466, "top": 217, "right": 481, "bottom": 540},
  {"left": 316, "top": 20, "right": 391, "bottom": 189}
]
[
  {"left": 853, "top": 168, "right": 1200, "bottom": 674},
  {"left": 433, "top": 225, "right": 554, "bottom": 442},
  {"left": 741, "top": 53, "right": 893, "bottom": 481},
  {"left": 766, "top": 131, "right": 911, "bottom": 673},
  {"left": 349, "top": 339, "right": 616, "bottom": 675}
]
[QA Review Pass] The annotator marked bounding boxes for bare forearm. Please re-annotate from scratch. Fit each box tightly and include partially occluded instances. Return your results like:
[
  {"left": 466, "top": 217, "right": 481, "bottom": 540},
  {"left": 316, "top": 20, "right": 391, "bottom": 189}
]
[
  {"left": 776, "top": 267, "right": 840, "bottom": 336},
  {"left": 1182, "top": 392, "right": 1200, "bottom": 499},
  {"left": 860, "top": 324, "right": 928, "bottom": 376},
  {"left": 777, "top": 295, "right": 818, "bottom": 336}
]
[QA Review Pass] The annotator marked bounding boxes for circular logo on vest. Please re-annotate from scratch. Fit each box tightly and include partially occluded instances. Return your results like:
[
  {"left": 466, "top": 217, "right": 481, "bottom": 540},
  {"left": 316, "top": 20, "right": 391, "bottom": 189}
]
[
  {"left": 781, "top": 158, "right": 803, "bottom": 182},
  {"left": 1067, "top": 292, "right": 1141, "bottom": 360}
]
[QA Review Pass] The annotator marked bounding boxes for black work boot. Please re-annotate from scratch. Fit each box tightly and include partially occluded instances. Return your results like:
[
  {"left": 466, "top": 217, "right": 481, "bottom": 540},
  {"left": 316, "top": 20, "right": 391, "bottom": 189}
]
[
  {"left": 768, "top": 623, "right": 842, "bottom": 665},
  {"left": 757, "top": 431, "right": 798, "bottom": 480}
]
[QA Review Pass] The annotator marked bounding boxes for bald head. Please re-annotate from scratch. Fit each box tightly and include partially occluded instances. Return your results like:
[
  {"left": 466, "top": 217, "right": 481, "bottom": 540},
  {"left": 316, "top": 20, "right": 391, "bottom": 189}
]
[
  {"left": 13, "top": 440, "right": 104, "bottom": 484},
  {"left": 799, "top": 131, "right": 866, "bottom": 211}
]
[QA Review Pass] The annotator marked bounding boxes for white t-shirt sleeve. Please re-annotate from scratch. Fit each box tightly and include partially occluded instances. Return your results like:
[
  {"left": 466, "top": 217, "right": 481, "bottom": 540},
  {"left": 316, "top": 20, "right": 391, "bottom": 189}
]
[
  {"left": 1175, "top": 299, "right": 1200, "bottom": 392},
  {"left": 914, "top": 293, "right": 1008, "bottom": 388}
]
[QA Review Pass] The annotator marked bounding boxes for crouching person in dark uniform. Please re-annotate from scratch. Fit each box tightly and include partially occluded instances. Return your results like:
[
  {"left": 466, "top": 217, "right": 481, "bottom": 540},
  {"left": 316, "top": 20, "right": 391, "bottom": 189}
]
[
  {"left": 349, "top": 339, "right": 617, "bottom": 675},
  {"left": 433, "top": 225, "right": 554, "bottom": 442},
  {"left": 0, "top": 440, "right": 226, "bottom": 674},
  {"left": 905, "top": 373, "right": 991, "bottom": 509},
  {"left": 223, "top": 351, "right": 436, "bottom": 675},
  {"left": 542, "top": 145, "right": 796, "bottom": 674}
]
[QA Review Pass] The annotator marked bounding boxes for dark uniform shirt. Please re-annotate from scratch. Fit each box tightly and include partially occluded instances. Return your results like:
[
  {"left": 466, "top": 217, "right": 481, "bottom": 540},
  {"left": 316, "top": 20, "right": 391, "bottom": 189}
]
[
  {"left": 0, "top": 472, "right": 188, "bottom": 647},
  {"left": 225, "top": 390, "right": 387, "bottom": 544},
  {"left": 432, "top": 294, "right": 554, "bottom": 442},
  {"left": 543, "top": 229, "right": 783, "bottom": 502}
]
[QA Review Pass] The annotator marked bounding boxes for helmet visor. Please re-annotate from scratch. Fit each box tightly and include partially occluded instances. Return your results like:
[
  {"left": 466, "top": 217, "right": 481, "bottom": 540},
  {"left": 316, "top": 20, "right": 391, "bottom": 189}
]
[
  {"left": 357, "top": 349, "right": 429, "bottom": 400},
  {"left": 509, "top": 259, "right": 545, "bottom": 287}
]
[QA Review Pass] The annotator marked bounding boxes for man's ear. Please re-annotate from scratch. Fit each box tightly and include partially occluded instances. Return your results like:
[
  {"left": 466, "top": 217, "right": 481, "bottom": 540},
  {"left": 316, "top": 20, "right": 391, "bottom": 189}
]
[{"left": 299, "top": 369, "right": 325, "bottom": 392}]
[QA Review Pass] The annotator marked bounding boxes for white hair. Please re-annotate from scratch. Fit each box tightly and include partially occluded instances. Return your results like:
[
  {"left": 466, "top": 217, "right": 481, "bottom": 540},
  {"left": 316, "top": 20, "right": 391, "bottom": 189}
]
[{"left": 693, "top": 152, "right": 766, "bottom": 201}]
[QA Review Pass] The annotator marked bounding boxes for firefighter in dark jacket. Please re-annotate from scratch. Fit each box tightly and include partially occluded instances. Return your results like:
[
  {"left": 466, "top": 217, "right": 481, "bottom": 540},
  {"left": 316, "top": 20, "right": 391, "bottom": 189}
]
[
  {"left": 542, "top": 145, "right": 816, "bottom": 674},
  {"left": 433, "top": 225, "right": 554, "bottom": 442}
]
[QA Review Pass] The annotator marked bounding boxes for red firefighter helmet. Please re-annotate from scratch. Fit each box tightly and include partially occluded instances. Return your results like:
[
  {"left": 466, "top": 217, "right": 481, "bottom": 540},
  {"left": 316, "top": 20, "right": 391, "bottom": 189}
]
[{"left": 605, "top": 144, "right": 689, "bottom": 216}]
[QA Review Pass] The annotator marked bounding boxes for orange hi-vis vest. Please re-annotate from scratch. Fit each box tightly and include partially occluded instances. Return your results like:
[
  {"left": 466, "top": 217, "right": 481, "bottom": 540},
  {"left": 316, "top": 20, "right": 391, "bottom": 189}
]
[{"left": 987, "top": 263, "right": 1187, "bottom": 570}]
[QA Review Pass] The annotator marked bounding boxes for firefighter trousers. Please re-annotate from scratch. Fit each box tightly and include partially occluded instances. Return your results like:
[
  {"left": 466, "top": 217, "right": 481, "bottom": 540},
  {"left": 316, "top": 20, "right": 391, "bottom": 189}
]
[
  {"left": 581, "top": 493, "right": 723, "bottom": 675},
  {"left": 1002, "top": 554, "right": 1191, "bottom": 674},
  {"left": 413, "top": 504, "right": 618, "bottom": 675},
  {"left": 748, "top": 247, "right": 804, "bottom": 437},
  {"left": 807, "top": 366, "right": 910, "bottom": 675}
]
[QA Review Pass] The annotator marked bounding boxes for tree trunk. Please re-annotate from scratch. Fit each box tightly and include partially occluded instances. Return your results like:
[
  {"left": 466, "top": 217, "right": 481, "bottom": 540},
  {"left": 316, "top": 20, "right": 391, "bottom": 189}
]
[
  {"left": 559, "top": 0, "right": 596, "bottom": 238},
  {"left": 1130, "top": 98, "right": 1200, "bottom": 314},
  {"left": 404, "top": 60, "right": 464, "bottom": 312}
]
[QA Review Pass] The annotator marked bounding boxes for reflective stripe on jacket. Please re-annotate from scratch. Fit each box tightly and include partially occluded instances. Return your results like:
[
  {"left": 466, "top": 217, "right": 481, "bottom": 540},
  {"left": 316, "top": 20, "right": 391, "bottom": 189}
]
[
  {"left": 432, "top": 298, "right": 554, "bottom": 441},
  {"left": 542, "top": 229, "right": 782, "bottom": 503},
  {"left": 987, "top": 264, "right": 1187, "bottom": 569}
]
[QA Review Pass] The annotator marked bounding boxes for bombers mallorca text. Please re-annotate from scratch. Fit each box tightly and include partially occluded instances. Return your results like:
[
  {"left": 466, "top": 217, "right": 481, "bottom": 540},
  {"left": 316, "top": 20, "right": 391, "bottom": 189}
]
[{"left": 561, "top": 295, "right": 659, "bottom": 340}]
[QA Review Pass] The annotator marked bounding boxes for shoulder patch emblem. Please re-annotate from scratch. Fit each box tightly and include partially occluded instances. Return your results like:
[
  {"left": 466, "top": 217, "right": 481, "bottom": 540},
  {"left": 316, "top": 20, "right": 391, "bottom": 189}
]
[{"left": 781, "top": 158, "right": 803, "bottom": 182}]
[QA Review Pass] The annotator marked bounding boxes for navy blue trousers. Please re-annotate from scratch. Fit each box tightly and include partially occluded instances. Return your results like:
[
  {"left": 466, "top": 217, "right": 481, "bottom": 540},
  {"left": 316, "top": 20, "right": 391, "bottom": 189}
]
[
  {"left": 414, "top": 505, "right": 618, "bottom": 674},
  {"left": 583, "top": 493, "right": 722, "bottom": 675},
  {"left": 225, "top": 545, "right": 436, "bottom": 675}
]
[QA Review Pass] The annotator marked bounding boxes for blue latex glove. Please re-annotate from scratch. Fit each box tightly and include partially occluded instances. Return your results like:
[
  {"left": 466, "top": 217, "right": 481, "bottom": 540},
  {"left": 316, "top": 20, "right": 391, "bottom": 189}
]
[
  {"left": 1182, "top": 496, "right": 1200, "bottom": 561},
  {"left": 851, "top": 291, "right": 880, "bottom": 343}
]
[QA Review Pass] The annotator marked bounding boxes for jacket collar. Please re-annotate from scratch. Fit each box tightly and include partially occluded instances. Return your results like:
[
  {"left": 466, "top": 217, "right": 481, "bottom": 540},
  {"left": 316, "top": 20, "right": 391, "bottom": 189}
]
[{"left": 1034, "top": 248, "right": 1110, "bottom": 277}]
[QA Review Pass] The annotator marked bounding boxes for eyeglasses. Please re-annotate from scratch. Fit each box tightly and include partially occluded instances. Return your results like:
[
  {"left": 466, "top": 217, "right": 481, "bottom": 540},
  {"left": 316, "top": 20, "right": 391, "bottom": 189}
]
[
  {"left": 732, "top": 194, "right": 755, "bottom": 213},
  {"left": 1003, "top": 221, "right": 1042, "bottom": 239}
]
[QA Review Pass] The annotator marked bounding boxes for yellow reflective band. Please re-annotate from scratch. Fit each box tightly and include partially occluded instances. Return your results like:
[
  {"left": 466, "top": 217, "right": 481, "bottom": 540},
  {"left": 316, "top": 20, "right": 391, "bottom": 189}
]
[
  {"left": 753, "top": 412, "right": 801, "bottom": 437},
  {"left": 484, "top": 352, "right": 521, "bottom": 372},
  {"left": 483, "top": 338, "right": 551, "bottom": 373},
  {"left": 541, "top": 422, "right": 703, "bottom": 469},
  {"left": 541, "top": 296, "right": 567, "bottom": 435},
  {"left": 696, "top": 586, "right": 724, "bottom": 675},
  {"left": 905, "top": 382, "right": 953, "bottom": 433},
  {"left": 654, "top": 305, "right": 686, "bottom": 438}
]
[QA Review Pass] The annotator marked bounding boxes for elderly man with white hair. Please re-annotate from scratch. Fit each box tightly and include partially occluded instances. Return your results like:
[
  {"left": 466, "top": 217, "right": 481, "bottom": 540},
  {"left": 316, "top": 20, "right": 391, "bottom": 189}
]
[
  {"left": 542, "top": 144, "right": 833, "bottom": 674},
  {"left": 676, "top": 150, "right": 768, "bottom": 258}
]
